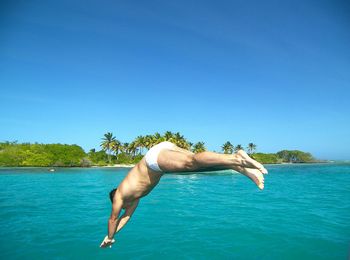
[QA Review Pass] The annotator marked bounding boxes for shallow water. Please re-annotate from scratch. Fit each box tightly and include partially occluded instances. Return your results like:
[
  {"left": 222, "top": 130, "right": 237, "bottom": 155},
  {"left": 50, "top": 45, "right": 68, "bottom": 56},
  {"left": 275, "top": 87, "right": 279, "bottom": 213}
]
[{"left": 0, "top": 164, "right": 349, "bottom": 259}]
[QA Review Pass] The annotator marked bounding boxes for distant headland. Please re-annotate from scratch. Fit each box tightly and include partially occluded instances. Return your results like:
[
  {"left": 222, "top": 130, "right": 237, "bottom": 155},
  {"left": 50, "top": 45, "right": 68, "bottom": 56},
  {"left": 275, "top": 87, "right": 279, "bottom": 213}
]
[{"left": 0, "top": 131, "right": 324, "bottom": 167}]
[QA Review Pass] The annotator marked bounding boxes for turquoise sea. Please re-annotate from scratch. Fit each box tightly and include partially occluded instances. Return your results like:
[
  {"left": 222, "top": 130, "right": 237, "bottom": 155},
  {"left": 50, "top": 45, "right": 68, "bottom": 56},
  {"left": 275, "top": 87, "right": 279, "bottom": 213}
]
[{"left": 0, "top": 164, "right": 349, "bottom": 259}]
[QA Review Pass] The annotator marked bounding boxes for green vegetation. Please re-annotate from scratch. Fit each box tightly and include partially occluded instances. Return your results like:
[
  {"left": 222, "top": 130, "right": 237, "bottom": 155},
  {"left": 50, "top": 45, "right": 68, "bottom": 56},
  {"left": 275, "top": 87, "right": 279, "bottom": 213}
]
[
  {"left": 251, "top": 150, "right": 314, "bottom": 164},
  {"left": 251, "top": 153, "right": 280, "bottom": 164},
  {"left": 234, "top": 144, "right": 244, "bottom": 152},
  {"left": 247, "top": 143, "right": 257, "bottom": 155},
  {"left": 87, "top": 149, "right": 109, "bottom": 166},
  {"left": 192, "top": 142, "right": 206, "bottom": 153},
  {"left": 222, "top": 141, "right": 234, "bottom": 154},
  {"left": 276, "top": 150, "right": 314, "bottom": 163},
  {"left": 100, "top": 132, "right": 116, "bottom": 164},
  {"left": 0, "top": 131, "right": 317, "bottom": 167},
  {"left": 0, "top": 142, "right": 86, "bottom": 167}
]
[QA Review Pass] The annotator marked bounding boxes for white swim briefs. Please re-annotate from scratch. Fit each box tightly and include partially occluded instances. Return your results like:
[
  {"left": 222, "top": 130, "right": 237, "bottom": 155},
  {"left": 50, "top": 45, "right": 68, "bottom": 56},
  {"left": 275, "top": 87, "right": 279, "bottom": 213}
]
[{"left": 145, "top": 141, "right": 176, "bottom": 172}]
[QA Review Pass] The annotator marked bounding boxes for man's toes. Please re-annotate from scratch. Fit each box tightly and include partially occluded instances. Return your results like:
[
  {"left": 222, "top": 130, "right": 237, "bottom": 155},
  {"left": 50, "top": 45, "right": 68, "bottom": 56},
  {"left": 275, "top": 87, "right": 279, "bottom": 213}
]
[
  {"left": 254, "top": 178, "right": 264, "bottom": 190},
  {"left": 259, "top": 167, "right": 268, "bottom": 174},
  {"left": 258, "top": 183, "right": 264, "bottom": 190},
  {"left": 251, "top": 160, "right": 265, "bottom": 171},
  {"left": 237, "top": 151, "right": 268, "bottom": 174},
  {"left": 256, "top": 174, "right": 264, "bottom": 189},
  {"left": 248, "top": 159, "right": 268, "bottom": 174}
]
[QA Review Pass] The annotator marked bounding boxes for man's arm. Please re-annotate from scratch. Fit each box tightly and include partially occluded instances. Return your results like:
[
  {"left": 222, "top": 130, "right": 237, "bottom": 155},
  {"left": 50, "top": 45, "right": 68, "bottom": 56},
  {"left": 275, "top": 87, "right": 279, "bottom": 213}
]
[
  {"left": 100, "top": 194, "right": 123, "bottom": 248},
  {"left": 115, "top": 199, "right": 139, "bottom": 234},
  {"left": 107, "top": 199, "right": 124, "bottom": 239}
]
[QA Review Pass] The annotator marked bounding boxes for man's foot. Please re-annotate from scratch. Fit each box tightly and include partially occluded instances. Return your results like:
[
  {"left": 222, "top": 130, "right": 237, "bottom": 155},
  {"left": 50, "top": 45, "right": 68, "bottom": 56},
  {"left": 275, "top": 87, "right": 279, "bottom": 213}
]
[
  {"left": 235, "top": 165, "right": 265, "bottom": 190},
  {"left": 235, "top": 150, "right": 268, "bottom": 174}
]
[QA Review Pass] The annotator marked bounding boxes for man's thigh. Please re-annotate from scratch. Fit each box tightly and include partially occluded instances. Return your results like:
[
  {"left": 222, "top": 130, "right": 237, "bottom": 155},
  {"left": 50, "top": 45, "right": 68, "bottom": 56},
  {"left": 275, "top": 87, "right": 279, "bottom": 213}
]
[{"left": 157, "top": 149, "right": 191, "bottom": 172}]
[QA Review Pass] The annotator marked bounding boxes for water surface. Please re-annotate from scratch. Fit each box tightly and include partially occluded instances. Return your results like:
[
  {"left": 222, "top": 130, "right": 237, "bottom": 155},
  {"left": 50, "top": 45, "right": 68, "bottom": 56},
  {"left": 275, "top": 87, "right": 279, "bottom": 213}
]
[{"left": 0, "top": 164, "right": 349, "bottom": 259}]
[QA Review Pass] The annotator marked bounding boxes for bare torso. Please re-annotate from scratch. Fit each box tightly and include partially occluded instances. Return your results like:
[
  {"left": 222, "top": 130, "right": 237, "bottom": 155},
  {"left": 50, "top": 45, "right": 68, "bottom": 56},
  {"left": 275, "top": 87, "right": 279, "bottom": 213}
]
[{"left": 117, "top": 158, "right": 162, "bottom": 203}]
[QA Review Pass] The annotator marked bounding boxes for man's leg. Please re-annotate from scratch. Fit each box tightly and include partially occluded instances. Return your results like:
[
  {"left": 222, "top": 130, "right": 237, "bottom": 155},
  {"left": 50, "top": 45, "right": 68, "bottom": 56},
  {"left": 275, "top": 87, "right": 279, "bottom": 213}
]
[
  {"left": 158, "top": 148, "right": 267, "bottom": 173},
  {"left": 157, "top": 149, "right": 267, "bottom": 189}
]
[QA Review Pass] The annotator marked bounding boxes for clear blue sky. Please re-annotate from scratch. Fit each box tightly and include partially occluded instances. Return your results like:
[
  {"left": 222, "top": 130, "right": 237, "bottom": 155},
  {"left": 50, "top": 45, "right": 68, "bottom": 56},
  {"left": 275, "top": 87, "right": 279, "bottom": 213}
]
[{"left": 1, "top": 0, "right": 349, "bottom": 160}]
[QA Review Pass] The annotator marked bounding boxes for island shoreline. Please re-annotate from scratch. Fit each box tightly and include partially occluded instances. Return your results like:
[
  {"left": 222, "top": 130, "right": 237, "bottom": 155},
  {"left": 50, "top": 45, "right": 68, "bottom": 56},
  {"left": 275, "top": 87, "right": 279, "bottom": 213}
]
[{"left": 0, "top": 161, "right": 339, "bottom": 170}]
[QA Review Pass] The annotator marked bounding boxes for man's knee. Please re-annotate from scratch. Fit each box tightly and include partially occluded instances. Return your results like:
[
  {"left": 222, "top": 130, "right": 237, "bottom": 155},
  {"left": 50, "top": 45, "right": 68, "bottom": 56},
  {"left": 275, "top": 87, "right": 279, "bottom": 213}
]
[{"left": 182, "top": 154, "right": 196, "bottom": 170}]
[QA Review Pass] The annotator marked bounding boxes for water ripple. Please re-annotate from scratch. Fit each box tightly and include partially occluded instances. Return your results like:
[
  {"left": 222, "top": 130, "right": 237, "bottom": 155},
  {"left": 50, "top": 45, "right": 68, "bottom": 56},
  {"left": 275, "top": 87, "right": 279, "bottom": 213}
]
[{"left": 0, "top": 164, "right": 349, "bottom": 259}]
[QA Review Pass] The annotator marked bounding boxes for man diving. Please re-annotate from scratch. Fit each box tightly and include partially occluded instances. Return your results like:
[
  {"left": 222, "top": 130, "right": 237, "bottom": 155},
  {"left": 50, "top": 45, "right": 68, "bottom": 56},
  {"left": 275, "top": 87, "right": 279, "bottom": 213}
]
[{"left": 100, "top": 141, "right": 268, "bottom": 248}]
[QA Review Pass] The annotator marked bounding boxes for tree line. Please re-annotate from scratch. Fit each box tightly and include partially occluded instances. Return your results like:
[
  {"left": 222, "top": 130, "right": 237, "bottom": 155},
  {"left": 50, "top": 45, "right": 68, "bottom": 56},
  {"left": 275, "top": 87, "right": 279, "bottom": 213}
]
[
  {"left": 0, "top": 142, "right": 86, "bottom": 167},
  {"left": 0, "top": 132, "right": 315, "bottom": 167},
  {"left": 99, "top": 132, "right": 258, "bottom": 164}
]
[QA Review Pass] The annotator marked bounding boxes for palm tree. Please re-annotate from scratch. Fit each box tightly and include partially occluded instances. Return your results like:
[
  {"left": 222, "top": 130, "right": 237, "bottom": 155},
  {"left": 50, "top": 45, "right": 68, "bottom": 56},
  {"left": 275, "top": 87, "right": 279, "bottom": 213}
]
[
  {"left": 100, "top": 132, "right": 116, "bottom": 164},
  {"left": 153, "top": 132, "right": 164, "bottom": 144},
  {"left": 181, "top": 139, "right": 191, "bottom": 150},
  {"left": 134, "top": 135, "right": 145, "bottom": 155},
  {"left": 173, "top": 132, "right": 187, "bottom": 148},
  {"left": 163, "top": 131, "right": 174, "bottom": 142},
  {"left": 121, "top": 142, "right": 129, "bottom": 154},
  {"left": 110, "top": 140, "right": 121, "bottom": 160},
  {"left": 192, "top": 142, "right": 206, "bottom": 153},
  {"left": 128, "top": 141, "right": 138, "bottom": 158},
  {"left": 144, "top": 135, "right": 155, "bottom": 149},
  {"left": 234, "top": 144, "right": 244, "bottom": 152},
  {"left": 222, "top": 141, "right": 234, "bottom": 154},
  {"left": 247, "top": 143, "right": 257, "bottom": 155},
  {"left": 188, "top": 142, "right": 193, "bottom": 151}
]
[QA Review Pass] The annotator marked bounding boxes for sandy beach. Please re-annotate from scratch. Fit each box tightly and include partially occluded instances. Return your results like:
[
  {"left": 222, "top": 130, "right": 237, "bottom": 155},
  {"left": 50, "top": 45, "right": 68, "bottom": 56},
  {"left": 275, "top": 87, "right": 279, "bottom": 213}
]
[{"left": 91, "top": 164, "right": 135, "bottom": 168}]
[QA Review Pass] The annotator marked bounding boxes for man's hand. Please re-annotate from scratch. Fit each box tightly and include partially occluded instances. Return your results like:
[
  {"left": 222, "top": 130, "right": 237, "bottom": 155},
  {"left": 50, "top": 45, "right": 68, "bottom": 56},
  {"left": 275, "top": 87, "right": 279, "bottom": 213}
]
[{"left": 100, "top": 235, "right": 115, "bottom": 248}]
